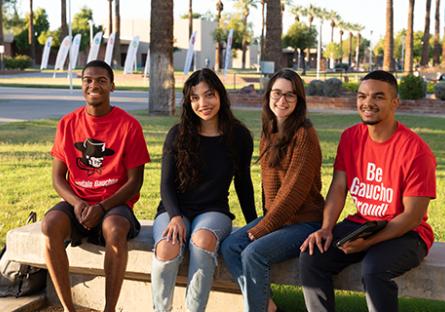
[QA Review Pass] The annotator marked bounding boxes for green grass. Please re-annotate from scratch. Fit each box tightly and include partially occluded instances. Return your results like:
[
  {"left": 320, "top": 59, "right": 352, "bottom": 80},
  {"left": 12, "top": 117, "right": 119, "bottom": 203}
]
[{"left": 0, "top": 110, "right": 444, "bottom": 311}]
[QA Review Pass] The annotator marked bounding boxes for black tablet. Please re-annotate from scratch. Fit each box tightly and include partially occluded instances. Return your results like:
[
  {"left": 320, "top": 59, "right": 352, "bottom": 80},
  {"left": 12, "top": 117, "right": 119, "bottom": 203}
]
[{"left": 336, "top": 221, "right": 388, "bottom": 248}]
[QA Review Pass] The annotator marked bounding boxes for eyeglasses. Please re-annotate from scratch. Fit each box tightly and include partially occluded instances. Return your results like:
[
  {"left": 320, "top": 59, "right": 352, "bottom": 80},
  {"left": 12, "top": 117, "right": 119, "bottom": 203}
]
[{"left": 270, "top": 90, "right": 298, "bottom": 103}]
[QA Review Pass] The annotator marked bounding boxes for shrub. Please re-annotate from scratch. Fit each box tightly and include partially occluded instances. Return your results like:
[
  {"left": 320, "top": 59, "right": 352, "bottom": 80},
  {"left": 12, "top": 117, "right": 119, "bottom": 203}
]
[
  {"left": 335, "top": 63, "right": 349, "bottom": 72},
  {"left": 342, "top": 82, "right": 359, "bottom": 93},
  {"left": 399, "top": 75, "right": 426, "bottom": 100},
  {"left": 4, "top": 55, "right": 32, "bottom": 70},
  {"left": 434, "top": 82, "right": 445, "bottom": 100},
  {"left": 323, "top": 78, "right": 343, "bottom": 97},
  {"left": 307, "top": 79, "right": 324, "bottom": 96}
]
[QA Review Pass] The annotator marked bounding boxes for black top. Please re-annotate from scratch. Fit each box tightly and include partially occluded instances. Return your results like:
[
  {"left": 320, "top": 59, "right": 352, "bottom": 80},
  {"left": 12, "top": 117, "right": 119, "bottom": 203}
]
[{"left": 156, "top": 124, "right": 257, "bottom": 223}]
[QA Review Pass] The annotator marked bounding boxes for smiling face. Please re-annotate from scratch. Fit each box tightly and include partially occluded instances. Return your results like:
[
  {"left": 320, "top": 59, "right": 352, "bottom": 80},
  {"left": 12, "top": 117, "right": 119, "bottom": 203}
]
[
  {"left": 81, "top": 66, "right": 115, "bottom": 109},
  {"left": 356, "top": 79, "right": 399, "bottom": 126},
  {"left": 269, "top": 78, "right": 298, "bottom": 124},
  {"left": 190, "top": 81, "right": 221, "bottom": 124}
]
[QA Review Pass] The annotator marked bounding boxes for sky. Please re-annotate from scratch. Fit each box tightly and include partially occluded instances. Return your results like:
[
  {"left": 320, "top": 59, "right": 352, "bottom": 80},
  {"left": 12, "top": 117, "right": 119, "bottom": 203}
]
[{"left": 13, "top": 0, "right": 443, "bottom": 45}]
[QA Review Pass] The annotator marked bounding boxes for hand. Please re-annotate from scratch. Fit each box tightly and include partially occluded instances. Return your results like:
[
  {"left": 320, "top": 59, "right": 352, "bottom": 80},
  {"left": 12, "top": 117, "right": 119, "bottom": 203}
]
[
  {"left": 339, "top": 238, "right": 370, "bottom": 254},
  {"left": 300, "top": 228, "right": 333, "bottom": 255},
  {"left": 162, "top": 216, "right": 186, "bottom": 245},
  {"left": 247, "top": 232, "right": 255, "bottom": 241},
  {"left": 73, "top": 200, "right": 89, "bottom": 223},
  {"left": 80, "top": 204, "right": 104, "bottom": 230}
]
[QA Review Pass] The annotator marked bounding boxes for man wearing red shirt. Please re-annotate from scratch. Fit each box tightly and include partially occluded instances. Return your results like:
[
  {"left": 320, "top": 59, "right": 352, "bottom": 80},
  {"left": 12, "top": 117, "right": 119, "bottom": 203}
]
[
  {"left": 300, "top": 70, "right": 436, "bottom": 312},
  {"left": 41, "top": 60, "right": 150, "bottom": 312}
]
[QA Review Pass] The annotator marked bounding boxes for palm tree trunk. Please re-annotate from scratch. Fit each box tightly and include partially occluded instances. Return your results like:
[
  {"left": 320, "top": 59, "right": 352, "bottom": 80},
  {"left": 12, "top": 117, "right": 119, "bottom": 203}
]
[
  {"left": 433, "top": 0, "right": 440, "bottom": 65},
  {"left": 28, "top": 0, "right": 36, "bottom": 66},
  {"left": 348, "top": 32, "right": 353, "bottom": 67},
  {"left": 0, "top": 0, "right": 4, "bottom": 46},
  {"left": 108, "top": 0, "right": 113, "bottom": 36},
  {"left": 420, "top": 0, "right": 431, "bottom": 66},
  {"left": 260, "top": 0, "right": 265, "bottom": 62},
  {"left": 149, "top": 0, "right": 175, "bottom": 115},
  {"left": 188, "top": 0, "right": 193, "bottom": 39},
  {"left": 383, "top": 0, "right": 394, "bottom": 71},
  {"left": 264, "top": 0, "right": 283, "bottom": 71},
  {"left": 215, "top": 0, "right": 223, "bottom": 71},
  {"left": 60, "top": 0, "right": 68, "bottom": 41},
  {"left": 113, "top": 0, "right": 121, "bottom": 68},
  {"left": 355, "top": 32, "right": 361, "bottom": 69},
  {"left": 339, "top": 30, "right": 344, "bottom": 63},
  {"left": 404, "top": 0, "right": 415, "bottom": 73},
  {"left": 241, "top": 10, "right": 249, "bottom": 69}
]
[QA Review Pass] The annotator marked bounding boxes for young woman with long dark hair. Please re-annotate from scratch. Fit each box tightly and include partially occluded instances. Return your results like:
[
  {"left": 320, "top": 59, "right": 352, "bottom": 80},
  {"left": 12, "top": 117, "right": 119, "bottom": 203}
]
[{"left": 150, "top": 68, "right": 257, "bottom": 312}]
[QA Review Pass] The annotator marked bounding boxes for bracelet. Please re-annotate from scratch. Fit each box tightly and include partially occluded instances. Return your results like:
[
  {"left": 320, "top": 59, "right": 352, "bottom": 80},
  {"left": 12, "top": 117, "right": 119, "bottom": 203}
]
[{"left": 97, "top": 202, "right": 106, "bottom": 213}]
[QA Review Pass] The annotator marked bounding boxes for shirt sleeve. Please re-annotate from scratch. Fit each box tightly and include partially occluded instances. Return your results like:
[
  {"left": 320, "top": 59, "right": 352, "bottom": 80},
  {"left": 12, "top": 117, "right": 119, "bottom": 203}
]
[
  {"left": 123, "top": 121, "right": 150, "bottom": 169},
  {"left": 50, "top": 118, "right": 67, "bottom": 163},
  {"left": 403, "top": 151, "right": 436, "bottom": 199},
  {"left": 160, "top": 126, "right": 182, "bottom": 218},
  {"left": 233, "top": 126, "right": 257, "bottom": 223},
  {"left": 333, "top": 130, "right": 347, "bottom": 171}
]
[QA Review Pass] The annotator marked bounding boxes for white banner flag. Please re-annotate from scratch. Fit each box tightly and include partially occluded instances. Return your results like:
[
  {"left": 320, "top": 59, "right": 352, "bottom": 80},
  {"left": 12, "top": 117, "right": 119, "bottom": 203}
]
[
  {"left": 123, "top": 36, "right": 140, "bottom": 74},
  {"left": 87, "top": 31, "right": 103, "bottom": 63},
  {"left": 143, "top": 47, "right": 150, "bottom": 78},
  {"left": 40, "top": 36, "right": 52, "bottom": 70},
  {"left": 54, "top": 35, "right": 72, "bottom": 71},
  {"left": 70, "top": 34, "right": 82, "bottom": 69},
  {"left": 104, "top": 32, "right": 116, "bottom": 66},
  {"left": 224, "top": 29, "right": 234, "bottom": 76},
  {"left": 183, "top": 31, "right": 197, "bottom": 75}
]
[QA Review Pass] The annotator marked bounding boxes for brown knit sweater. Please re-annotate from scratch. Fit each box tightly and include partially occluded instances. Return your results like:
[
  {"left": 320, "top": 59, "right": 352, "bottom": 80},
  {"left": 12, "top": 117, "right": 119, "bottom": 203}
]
[{"left": 249, "top": 125, "right": 325, "bottom": 239}]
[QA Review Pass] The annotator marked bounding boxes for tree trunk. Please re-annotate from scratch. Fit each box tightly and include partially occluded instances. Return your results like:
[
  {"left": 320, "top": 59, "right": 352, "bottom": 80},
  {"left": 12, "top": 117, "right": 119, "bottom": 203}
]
[
  {"left": 0, "top": 0, "right": 4, "bottom": 45},
  {"left": 188, "top": 0, "right": 193, "bottom": 39},
  {"left": 260, "top": 0, "right": 265, "bottom": 62},
  {"left": 355, "top": 32, "right": 361, "bottom": 69},
  {"left": 60, "top": 0, "right": 68, "bottom": 41},
  {"left": 404, "top": 0, "right": 415, "bottom": 73},
  {"left": 383, "top": 0, "right": 394, "bottom": 71},
  {"left": 241, "top": 10, "right": 249, "bottom": 69},
  {"left": 420, "top": 0, "right": 431, "bottom": 66},
  {"left": 113, "top": 0, "right": 121, "bottom": 68},
  {"left": 330, "top": 21, "right": 335, "bottom": 42},
  {"left": 28, "top": 0, "right": 36, "bottom": 66},
  {"left": 215, "top": 0, "right": 223, "bottom": 71},
  {"left": 264, "top": 0, "right": 283, "bottom": 71},
  {"left": 339, "top": 30, "right": 343, "bottom": 63},
  {"left": 149, "top": 0, "right": 175, "bottom": 115},
  {"left": 348, "top": 32, "right": 353, "bottom": 67},
  {"left": 433, "top": 0, "right": 440, "bottom": 65},
  {"left": 108, "top": 0, "right": 113, "bottom": 36}
]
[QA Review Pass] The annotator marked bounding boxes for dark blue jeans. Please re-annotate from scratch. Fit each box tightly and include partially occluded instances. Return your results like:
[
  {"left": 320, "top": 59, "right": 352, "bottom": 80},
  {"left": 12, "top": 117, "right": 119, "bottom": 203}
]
[{"left": 299, "top": 220, "right": 427, "bottom": 312}]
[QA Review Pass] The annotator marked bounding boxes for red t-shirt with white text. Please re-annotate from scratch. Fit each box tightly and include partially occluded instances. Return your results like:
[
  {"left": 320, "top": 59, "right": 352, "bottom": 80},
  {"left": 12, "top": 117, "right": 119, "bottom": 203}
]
[
  {"left": 51, "top": 106, "right": 150, "bottom": 208},
  {"left": 334, "top": 122, "right": 436, "bottom": 251}
]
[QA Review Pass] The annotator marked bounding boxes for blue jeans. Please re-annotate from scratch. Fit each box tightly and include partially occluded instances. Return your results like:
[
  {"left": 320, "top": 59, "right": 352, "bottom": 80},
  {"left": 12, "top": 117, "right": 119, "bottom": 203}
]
[
  {"left": 151, "top": 211, "right": 232, "bottom": 312},
  {"left": 221, "top": 217, "right": 320, "bottom": 312}
]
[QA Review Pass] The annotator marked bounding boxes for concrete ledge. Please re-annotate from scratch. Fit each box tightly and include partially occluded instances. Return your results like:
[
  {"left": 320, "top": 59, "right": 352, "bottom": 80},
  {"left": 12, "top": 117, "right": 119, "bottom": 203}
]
[
  {"left": 5, "top": 221, "right": 445, "bottom": 311},
  {"left": 0, "top": 292, "right": 46, "bottom": 312}
]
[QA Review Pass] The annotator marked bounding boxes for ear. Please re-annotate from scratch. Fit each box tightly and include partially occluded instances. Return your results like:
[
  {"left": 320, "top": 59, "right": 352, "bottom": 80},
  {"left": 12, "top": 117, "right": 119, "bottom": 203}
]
[
  {"left": 111, "top": 82, "right": 115, "bottom": 92},
  {"left": 392, "top": 96, "right": 400, "bottom": 111}
]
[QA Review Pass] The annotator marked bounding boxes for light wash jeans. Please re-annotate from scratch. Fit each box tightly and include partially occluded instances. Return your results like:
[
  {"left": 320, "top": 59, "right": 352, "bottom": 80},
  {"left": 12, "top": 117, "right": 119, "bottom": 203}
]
[
  {"left": 221, "top": 217, "right": 320, "bottom": 312},
  {"left": 151, "top": 211, "right": 232, "bottom": 312}
]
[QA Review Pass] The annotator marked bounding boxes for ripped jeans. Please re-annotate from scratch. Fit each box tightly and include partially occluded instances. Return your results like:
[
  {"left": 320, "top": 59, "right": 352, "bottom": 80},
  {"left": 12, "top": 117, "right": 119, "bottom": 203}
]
[{"left": 151, "top": 211, "right": 232, "bottom": 312}]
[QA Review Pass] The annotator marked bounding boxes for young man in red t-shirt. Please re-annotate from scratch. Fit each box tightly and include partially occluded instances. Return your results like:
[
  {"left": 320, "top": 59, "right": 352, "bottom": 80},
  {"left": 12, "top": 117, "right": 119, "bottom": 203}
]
[
  {"left": 299, "top": 70, "right": 436, "bottom": 312},
  {"left": 41, "top": 60, "right": 150, "bottom": 312}
]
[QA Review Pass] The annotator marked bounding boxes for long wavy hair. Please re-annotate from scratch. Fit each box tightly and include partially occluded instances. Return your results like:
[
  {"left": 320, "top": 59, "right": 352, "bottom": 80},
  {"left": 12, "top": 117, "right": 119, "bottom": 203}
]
[
  {"left": 175, "top": 68, "right": 244, "bottom": 192},
  {"left": 260, "top": 69, "right": 311, "bottom": 168}
]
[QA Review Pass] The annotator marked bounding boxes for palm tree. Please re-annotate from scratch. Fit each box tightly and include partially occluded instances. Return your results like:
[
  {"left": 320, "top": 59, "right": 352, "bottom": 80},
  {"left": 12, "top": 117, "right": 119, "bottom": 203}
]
[
  {"left": 60, "top": 0, "right": 68, "bottom": 41},
  {"left": 188, "top": 0, "right": 193, "bottom": 39},
  {"left": 346, "top": 23, "right": 355, "bottom": 67},
  {"left": 28, "top": 0, "right": 36, "bottom": 65},
  {"left": 235, "top": 0, "right": 258, "bottom": 69},
  {"left": 433, "top": 0, "right": 440, "bottom": 65},
  {"left": 353, "top": 24, "right": 364, "bottom": 69},
  {"left": 404, "top": 0, "right": 415, "bottom": 73},
  {"left": 327, "top": 10, "right": 340, "bottom": 43},
  {"left": 215, "top": 0, "right": 223, "bottom": 71},
  {"left": 260, "top": 0, "right": 266, "bottom": 61},
  {"left": 337, "top": 20, "right": 347, "bottom": 62},
  {"left": 420, "top": 0, "right": 431, "bottom": 66},
  {"left": 149, "top": 0, "right": 175, "bottom": 115},
  {"left": 113, "top": 0, "right": 121, "bottom": 68},
  {"left": 108, "top": 0, "right": 113, "bottom": 36},
  {"left": 383, "top": 0, "right": 394, "bottom": 71},
  {"left": 264, "top": 0, "right": 283, "bottom": 70},
  {"left": 0, "top": 0, "right": 4, "bottom": 46}
]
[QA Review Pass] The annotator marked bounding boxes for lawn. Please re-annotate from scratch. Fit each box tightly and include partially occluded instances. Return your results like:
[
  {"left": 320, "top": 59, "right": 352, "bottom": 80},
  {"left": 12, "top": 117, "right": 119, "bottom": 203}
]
[{"left": 0, "top": 109, "right": 444, "bottom": 311}]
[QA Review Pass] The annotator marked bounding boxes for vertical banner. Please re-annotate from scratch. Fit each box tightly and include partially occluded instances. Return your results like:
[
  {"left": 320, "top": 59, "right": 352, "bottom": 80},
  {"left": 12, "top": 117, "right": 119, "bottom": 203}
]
[
  {"left": 183, "top": 31, "right": 197, "bottom": 75},
  {"left": 104, "top": 32, "right": 116, "bottom": 66},
  {"left": 224, "top": 29, "right": 234, "bottom": 76},
  {"left": 143, "top": 47, "right": 150, "bottom": 78},
  {"left": 54, "top": 35, "right": 72, "bottom": 71},
  {"left": 87, "top": 31, "right": 103, "bottom": 63},
  {"left": 123, "top": 36, "right": 140, "bottom": 74},
  {"left": 69, "top": 34, "right": 82, "bottom": 69},
  {"left": 40, "top": 36, "right": 52, "bottom": 70}
]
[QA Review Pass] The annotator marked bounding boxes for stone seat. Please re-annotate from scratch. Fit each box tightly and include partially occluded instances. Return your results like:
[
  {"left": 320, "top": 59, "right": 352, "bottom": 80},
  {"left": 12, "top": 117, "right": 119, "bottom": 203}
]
[{"left": 4, "top": 221, "right": 445, "bottom": 311}]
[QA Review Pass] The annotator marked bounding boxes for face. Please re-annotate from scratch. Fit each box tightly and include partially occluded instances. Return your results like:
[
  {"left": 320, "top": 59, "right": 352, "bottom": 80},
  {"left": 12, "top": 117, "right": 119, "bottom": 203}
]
[
  {"left": 81, "top": 67, "right": 115, "bottom": 107},
  {"left": 357, "top": 79, "right": 399, "bottom": 126},
  {"left": 269, "top": 78, "right": 298, "bottom": 123},
  {"left": 190, "top": 81, "right": 221, "bottom": 123}
]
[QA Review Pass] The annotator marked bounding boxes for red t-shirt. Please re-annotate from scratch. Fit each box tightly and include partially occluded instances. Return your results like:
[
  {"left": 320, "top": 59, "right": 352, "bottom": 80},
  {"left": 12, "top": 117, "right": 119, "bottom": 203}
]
[
  {"left": 334, "top": 122, "right": 436, "bottom": 251},
  {"left": 51, "top": 106, "right": 150, "bottom": 208}
]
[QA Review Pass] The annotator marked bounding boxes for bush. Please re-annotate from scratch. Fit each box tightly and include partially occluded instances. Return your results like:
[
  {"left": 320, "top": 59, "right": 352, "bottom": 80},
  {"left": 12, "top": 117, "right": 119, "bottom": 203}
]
[
  {"left": 334, "top": 63, "right": 349, "bottom": 72},
  {"left": 342, "top": 82, "right": 359, "bottom": 93},
  {"left": 4, "top": 55, "right": 32, "bottom": 70},
  {"left": 307, "top": 80, "right": 324, "bottom": 96},
  {"left": 434, "top": 82, "right": 445, "bottom": 100},
  {"left": 399, "top": 75, "right": 426, "bottom": 100},
  {"left": 323, "top": 78, "right": 343, "bottom": 97}
]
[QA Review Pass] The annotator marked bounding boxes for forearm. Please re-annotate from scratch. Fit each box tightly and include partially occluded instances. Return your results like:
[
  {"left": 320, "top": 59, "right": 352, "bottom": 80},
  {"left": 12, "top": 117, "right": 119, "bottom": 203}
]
[
  {"left": 53, "top": 176, "right": 84, "bottom": 206},
  {"left": 100, "top": 179, "right": 142, "bottom": 210}
]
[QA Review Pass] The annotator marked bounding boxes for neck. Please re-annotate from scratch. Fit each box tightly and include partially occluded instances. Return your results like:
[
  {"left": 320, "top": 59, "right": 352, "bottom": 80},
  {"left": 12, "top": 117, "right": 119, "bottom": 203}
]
[
  {"left": 86, "top": 102, "right": 112, "bottom": 117},
  {"left": 199, "top": 118, "right": 220, "bottom": 136},
  {"left": 367, "top": 119, "right": 398, "bottom": 143}
]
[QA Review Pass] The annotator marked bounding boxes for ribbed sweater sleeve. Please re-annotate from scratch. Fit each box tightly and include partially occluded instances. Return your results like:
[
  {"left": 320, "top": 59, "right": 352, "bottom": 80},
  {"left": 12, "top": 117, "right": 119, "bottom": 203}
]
[
  {"left": 160, "top": 126, "right": 181, "bottom": 218},
  {"left": 249, "top": 127, "right": 322, "bottom": 238},
  {"left": 233, "top": 126, "right": 257, "bottom": 223}
]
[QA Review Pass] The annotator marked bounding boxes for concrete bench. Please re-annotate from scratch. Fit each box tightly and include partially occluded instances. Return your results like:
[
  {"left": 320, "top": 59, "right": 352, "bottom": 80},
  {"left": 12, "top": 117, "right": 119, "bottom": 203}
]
[{"left": 5, "top": 221, "right": 445, "bottom": 311}]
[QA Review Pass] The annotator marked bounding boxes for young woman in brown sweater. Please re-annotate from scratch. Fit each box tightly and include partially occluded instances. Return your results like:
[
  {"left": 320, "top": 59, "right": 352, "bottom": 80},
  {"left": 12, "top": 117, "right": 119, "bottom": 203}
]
[{"left": 221, "top": 69, "right": 325, "bottom": 312}]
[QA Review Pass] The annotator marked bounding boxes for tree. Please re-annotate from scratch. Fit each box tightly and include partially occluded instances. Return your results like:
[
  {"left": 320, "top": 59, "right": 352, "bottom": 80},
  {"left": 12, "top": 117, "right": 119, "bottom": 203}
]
[
  {"left": 107, "top": 0, "right": 113, "bottom": 36},
  {"left": 149, "top": 0, "right": 175, "bottom": 115},
  {"left": 420, "top": 0, "right": 431, "bottom": 66},
  {"left": 72, "top": 7, "right": 102, "bottom": 52},
  {"left": 404, "top": 0, "right": 415, "bottom": 73},
  {"left": 60, "top": 0, "right": 67, "bottom": 41},
  {"left": 215, "top": 0, "right": 223, "bottom": 71},
  {"left": 383, "top": 0, "right": 394, "bottom": 71},
  {"left": 259, "top": 0, "right": 265, "bottom": 61},
  {"left": 323, "top": 42, "right": 342, "bottom": 60},
  {"left": 326, "top": 10, "right": 340, "bottom": 43},
  {"left": 0, "top": 0, "right": 4, "bottom": 45},
  {"left": 213, "top": 12, "right": 250, "bottom": 52},
  {"left": 433, "top": 0, "right": 440, "bottom": 65},
  {"left": 113, "top": 0, "right": 121, "bottom": 68},
  {"left": 28, "top": 0, "right": 35, "bottom": 65},
  {"left": 188, "top": 0, "right": 193, "bottom": 39},
  {"left": 14, "top": 7, "right": 49, "bottom": 55},
  {"left": 233, "top": 0, "right": 258, "bottom": 69},
  {"left": 283, "top": 21, "right": 317, "bottom": 70},
  {"left": 264, "top": 0, "right": 283, "bottom": 70},
  {"left": 337, "top": 20, "right": 347, "bottom": 62}
]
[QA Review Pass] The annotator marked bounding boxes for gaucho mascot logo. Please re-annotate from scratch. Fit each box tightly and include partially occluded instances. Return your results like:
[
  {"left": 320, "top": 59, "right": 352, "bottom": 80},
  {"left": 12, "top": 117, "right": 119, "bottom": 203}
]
[{"left": 74, "top": 138, "right": 115, "bottom": 175}]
